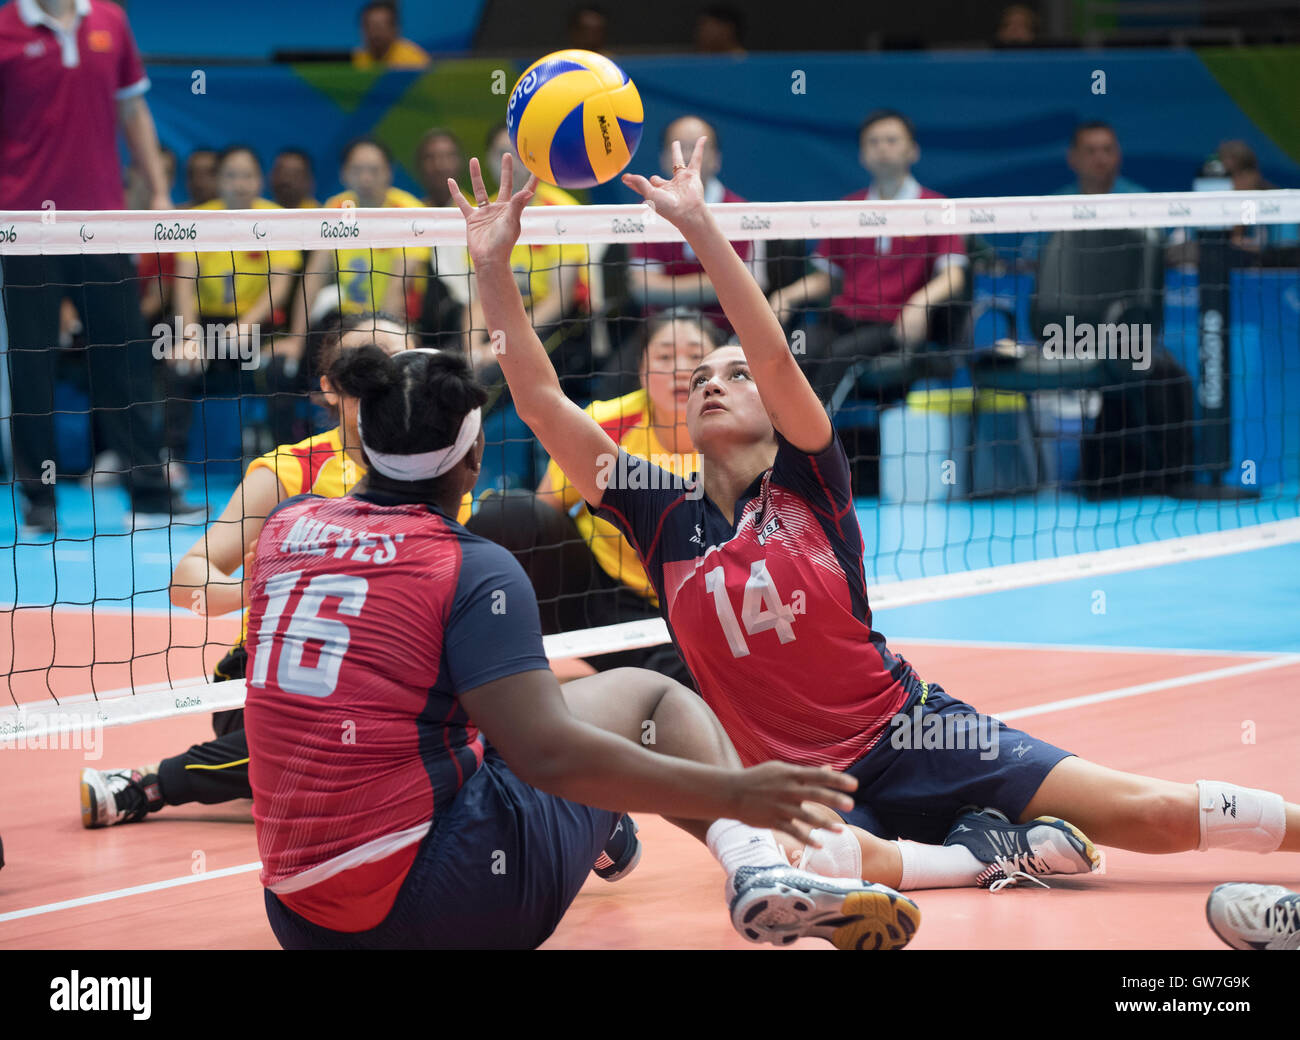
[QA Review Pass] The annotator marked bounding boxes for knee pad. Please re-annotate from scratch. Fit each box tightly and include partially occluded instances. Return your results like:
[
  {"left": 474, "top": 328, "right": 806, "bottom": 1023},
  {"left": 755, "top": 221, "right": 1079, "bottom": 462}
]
[{"left": 1196, "top": 780, "right": 1286, "bottom": 853}]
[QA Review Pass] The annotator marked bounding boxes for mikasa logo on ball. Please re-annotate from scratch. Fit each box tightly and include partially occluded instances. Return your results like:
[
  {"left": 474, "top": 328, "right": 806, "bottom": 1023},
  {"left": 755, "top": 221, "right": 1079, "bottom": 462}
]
[{"left": 597, "top": 114, "right": 614, "bottom": 155}]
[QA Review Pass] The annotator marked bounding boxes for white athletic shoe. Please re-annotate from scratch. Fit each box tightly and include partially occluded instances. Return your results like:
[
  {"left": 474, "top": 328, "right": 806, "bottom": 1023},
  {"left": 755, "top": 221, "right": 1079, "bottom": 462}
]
[
  {"left": 728, "top": 865, "right": 921, "bottom": 950},
  {"left": 80, "top": 767, "right": 162, "bottom": 828},
  {"left": 1206, "top": 883, "right": 1300, "bottom": 950}
]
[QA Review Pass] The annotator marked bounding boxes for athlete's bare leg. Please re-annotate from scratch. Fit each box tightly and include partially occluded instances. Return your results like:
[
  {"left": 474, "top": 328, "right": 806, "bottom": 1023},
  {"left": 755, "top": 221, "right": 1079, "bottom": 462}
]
[{"left": 1020, "top": 756, "right": 1300, "bottom": 853}]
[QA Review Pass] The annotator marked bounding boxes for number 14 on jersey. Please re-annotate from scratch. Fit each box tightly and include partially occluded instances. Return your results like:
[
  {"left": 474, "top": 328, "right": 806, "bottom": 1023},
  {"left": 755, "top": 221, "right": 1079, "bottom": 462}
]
[{"left": 704, "top": 560, "right": 802, "bottom": 659}]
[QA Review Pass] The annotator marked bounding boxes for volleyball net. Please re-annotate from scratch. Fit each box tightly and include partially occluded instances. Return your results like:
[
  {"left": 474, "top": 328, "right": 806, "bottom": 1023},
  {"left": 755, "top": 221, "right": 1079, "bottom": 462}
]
[{"left": 2, "top": 189, "right": 1299, "bottom": 738}]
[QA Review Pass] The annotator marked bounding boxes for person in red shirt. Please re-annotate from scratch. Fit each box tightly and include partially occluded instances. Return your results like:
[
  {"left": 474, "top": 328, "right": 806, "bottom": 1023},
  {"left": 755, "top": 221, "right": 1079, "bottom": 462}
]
[
  {"left": 770, "top": 109, "right": 968, "bottom": 403},
  {"left": 0, "top": 0, "right": 199, "bottom": 533},
  {"left": 463, "top": 139, "right": 1300, "bottom": 905},
  {"left": 626, "top": 115, "right": 765, "bottom": 337}
]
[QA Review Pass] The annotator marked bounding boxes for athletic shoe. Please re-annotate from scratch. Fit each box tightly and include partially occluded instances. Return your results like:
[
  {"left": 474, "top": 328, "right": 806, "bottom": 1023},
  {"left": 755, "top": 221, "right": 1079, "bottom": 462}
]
[
  {"left": 728, "top": 865, "right": 921, "bottom": 950},
  {"left": 20, "top": 503, "right": 56, "bottom": 537},
  {"left": 1206, "top": 883, "right": 1300, "bottom": 950},
  {"left": 593, "top": 814, "right": 641, "bottom": 882},
  {"left": 80, "top": 767, "right": 163, "bottom": 828},
  {"left": 943, "top": 807, "right": 1100, "bottom": 891}
]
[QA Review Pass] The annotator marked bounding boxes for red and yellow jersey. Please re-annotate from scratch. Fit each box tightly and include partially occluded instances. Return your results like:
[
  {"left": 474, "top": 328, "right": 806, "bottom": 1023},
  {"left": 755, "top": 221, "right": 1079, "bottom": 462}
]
[
  {"left": 323, "top": 187, "right": 429, "bottom": 315},
  {"left": 189, "top": 198, "right": 302, "bottom": 319},
  {"left": 542, "top": 389, "right": 698, "bottom": 604}
]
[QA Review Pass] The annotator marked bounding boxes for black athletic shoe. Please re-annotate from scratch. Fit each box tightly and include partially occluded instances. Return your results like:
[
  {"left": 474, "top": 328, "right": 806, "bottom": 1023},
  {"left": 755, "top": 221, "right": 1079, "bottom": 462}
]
[
  {"left": 593, "top": 814, "right": 641, "bottom": 882},
  {"left": 20, "top": 502, "right": 56, "bottom": 537}
]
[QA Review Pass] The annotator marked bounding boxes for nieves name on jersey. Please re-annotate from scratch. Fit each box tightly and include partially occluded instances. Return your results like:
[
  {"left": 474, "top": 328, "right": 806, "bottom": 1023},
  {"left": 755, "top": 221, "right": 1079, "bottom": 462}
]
[{"left": 279, "top": 514, "right": 405, "bottom": 562}]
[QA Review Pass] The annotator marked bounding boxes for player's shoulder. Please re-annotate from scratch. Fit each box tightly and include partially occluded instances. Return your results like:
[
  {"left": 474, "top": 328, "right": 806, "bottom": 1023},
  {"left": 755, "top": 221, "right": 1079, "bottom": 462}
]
[
  {"left": 90, "top": 0, "right": 131, "bottom": 28},
  {"left": 246, "top": 427, "right": 341, "bottom": 479},
  {"left": 193, "top": 199, "right": 225, "bottom": 211},
  {"left": 324, "top": 190, "right": 353, "bottom": 209},
  {"left": 842, "top": 186, "right": 872, "bottom": 202},
  {"left": 251, "top": 198, "right": 282, "bottom": 210}
]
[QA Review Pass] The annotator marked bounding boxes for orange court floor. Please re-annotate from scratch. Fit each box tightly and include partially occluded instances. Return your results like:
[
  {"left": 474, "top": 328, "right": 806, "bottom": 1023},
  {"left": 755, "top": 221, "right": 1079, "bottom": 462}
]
[{"left": 3, "top": 633, "right": 1298, "bottom": 950}]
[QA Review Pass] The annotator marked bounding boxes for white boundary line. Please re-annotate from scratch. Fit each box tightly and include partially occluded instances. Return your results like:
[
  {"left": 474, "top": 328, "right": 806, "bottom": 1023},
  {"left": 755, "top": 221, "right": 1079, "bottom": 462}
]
[
  {"left": 6, "top": 652, "right": 1300, "bottom": 927},
  {"left": 996, "top": 654, "right": 1300, "bottom": 722},
  {"left": 0, "top": 862, "right": 263, "bottom": 924}
]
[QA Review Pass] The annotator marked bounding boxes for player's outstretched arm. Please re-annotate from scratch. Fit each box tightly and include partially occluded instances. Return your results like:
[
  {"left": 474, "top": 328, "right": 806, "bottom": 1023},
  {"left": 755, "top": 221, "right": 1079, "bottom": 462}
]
[
  {"left": 623, "top": 138, "right": 833, "bottom": 456},
  {"left": 449, "top": 155, "right": 619, "bottom": 508}
]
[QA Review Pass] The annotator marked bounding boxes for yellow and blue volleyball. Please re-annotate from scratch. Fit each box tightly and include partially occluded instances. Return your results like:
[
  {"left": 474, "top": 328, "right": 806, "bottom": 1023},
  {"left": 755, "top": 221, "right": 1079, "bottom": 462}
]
[{"left": 506, "top": 49, "right": 643, "bottom": 190}]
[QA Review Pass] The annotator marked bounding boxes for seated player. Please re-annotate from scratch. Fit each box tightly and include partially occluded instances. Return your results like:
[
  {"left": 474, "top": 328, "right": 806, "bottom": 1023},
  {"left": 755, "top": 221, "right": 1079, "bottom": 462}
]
[
  {"left": 1207, "top": 884, "right": 1300, "bottom": 950},
  {"left": 244, "top": 344, "right": 919, "bottom": 950},
  {"left": 79, "top": 314, "right": 427, "bottom": 825},
  {"left": 465, "top": 308, "right": 715, "bottom": 684},
  {"left": 455, "top": 142, "right": 1300, "bottom": 894}
]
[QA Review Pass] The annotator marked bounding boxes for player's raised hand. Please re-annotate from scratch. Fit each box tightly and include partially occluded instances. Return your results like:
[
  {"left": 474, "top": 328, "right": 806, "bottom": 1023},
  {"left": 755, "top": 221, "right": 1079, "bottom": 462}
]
[
  {"left": 449, "top": 153, "right": 537, "bottom": 269},
  {"left": 622, "top": 136, "right": 709, "bottom": 226},
  {"left": 729, "top": 762, "right": 857, "bottom": 846}
]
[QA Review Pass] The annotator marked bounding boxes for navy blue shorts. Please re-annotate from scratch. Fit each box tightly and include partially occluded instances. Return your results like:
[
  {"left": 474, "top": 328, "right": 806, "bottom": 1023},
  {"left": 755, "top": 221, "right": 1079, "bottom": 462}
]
[
  {"left": 264, "top": 751, "right": 619, "bottom": 950},
  {"left": 839, "top": 680, "right": 1073, "bottom": 846}
]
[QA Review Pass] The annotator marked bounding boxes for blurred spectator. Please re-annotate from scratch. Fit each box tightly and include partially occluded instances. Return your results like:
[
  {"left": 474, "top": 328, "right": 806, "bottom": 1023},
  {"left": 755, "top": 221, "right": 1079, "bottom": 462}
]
[
  {"left": 184, "top": 148, "right": 219, "bottom": 207},
  {"left": 1218, "top": 139, "right": 1299, "bottom": 249},
  {"left": 352, "top": 1, "right": 430, "bottom": 70},
  {"left": 168, "top": 146, "right": 303, "bottom": 482},
  {"left": 294, "top": 137, "right": 427, "bottom": 351},
  {"left": 626, "top": 115, "right": 764, "bottom": 335},
  {"left": 994, "top": 4, "right": 1038, "bottom": 46},
  {"left": 694, "top": 4, "right": 746, "bottom": 55},
  {"left": 414, "top": 129, "right": 473, "bottom": 349},
  {"left": 771, "top": 109, "right": 967, "bottom": 403},
  {"left": 270, "top": 148, "right": 318, "bottom": 209},
  {"left": 567, "top": 4, "right": 609, "bottom": 53},
  {"left": 0, "top": 0, "right": 199, "bottom": 533},
  {"left": 466, "top": 125, "right": 588, "bottom": 386},
  {"left": 1055, "top": 121, "right": 1146, "bottom": 195}
]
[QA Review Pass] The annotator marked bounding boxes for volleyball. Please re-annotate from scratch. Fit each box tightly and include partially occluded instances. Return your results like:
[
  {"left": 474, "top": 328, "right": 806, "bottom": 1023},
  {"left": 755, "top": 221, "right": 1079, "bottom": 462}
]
[{"left": 505, "top": 49, "right": 643, "bottom": 190}]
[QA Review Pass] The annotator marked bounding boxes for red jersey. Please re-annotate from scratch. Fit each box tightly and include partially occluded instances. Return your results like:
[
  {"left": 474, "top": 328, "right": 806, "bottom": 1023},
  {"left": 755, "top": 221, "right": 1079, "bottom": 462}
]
[
  {"left": 243, "top": 491, "right": 549, "bottom": 932},
  {"left": 595, "top": 433, "right": 916, "bottom": 769},
  {"left": 816, "top": 182, "right": 966, "bottom": 323},
  {"left": 0, "top": 0, "right": 148, "bottom": 210}
]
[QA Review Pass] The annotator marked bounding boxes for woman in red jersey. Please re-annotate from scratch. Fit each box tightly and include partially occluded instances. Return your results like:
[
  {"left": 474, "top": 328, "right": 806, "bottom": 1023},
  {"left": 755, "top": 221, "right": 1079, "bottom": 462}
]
[{"left": 453, "top": 143, "right": 1300, "bottom": 896}]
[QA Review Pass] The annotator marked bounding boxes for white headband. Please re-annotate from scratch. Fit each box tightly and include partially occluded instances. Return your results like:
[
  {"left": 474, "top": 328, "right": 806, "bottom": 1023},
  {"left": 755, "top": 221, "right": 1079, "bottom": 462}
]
[{"left": 354, "top": 349, "right": 481, "bottom": 482}]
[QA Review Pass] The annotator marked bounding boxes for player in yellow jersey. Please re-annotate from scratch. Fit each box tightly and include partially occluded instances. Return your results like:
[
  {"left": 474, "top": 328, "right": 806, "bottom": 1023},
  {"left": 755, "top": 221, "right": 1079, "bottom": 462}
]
[
  {"left": 294, "top": 138, "right": 429, "bottom": 346},
  {"left": 80, "top": 314, "right": 451, "bottom": 826},
  {"left": 466, "top": 309, "right": 719, "bottom": 685}
]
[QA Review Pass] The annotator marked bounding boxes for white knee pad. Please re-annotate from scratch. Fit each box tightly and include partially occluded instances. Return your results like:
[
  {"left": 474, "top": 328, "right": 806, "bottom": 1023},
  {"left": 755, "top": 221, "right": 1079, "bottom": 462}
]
[
  {"left": 1196, "top": 780, "right": 1286, "bottom": 853},
  {"left": 798, "top": 827, "right": 864, "bottom": 879}
]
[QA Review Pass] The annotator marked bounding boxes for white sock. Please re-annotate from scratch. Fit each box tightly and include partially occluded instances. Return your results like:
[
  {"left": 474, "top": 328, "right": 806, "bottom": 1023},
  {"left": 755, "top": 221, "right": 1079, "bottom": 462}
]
[
  {"left": 705, "top": 819, "right": 785, "bottom": 879},
  {"left": 895, "top": 840, "right": 985, "bottom": 890}
]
